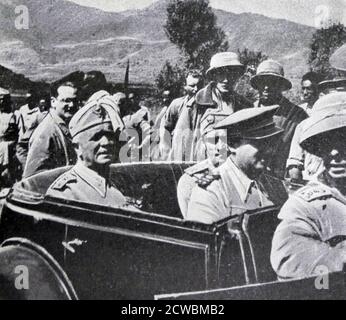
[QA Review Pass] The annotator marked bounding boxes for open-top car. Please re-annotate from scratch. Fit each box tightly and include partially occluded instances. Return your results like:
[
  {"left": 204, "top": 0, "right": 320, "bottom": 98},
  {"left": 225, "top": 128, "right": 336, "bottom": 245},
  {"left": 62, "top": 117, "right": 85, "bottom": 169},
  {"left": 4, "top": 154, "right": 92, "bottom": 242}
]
[{"left": 0, "top": 162, "right": 340, "bottom": 300}]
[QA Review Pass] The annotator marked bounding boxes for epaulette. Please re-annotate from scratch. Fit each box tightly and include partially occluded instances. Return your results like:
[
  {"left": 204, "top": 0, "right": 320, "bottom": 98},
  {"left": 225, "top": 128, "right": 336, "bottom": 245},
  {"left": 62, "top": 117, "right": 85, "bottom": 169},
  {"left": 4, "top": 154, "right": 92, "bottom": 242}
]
[
  {"left": 49, "top": 172, "right": 77, "bottom": 191},
  {"left": 295, "top": 182, "right": 333, "bottom": 202},
  {"left": 196, "top": 172, "right": 220, "bottom": 189},
  {"left": 184, "top": 160, "right": 210, "bottom": 176}
]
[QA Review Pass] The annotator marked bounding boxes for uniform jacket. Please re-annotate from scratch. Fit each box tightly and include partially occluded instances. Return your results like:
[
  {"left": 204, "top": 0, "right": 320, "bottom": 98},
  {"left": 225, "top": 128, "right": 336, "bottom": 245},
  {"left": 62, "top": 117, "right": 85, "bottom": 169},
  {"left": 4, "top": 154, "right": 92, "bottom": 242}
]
[
  {"left": 286, "top": 120, "right": 324, "bottom": 180},
  {"left": 46, "top": 162, "right": 128, "bottom": 208},
  {"left": 171, "top": 82, "right": 252, "bottom": 161},
  {"left": 23, "top": 110, "right": 76, "bottom": 178},
  {"left": 163, "top": 96, "right": 189, "bottom": 134},
  {"left": 177, "top": 159, "right": 220, "bottom": 218},
  {"left": 254, "top": 97, "right": 308, "bottom": 178},
  {"left": 186, "top": 158, "right": 288, "bottom": 224},
  {"left": 16, "top": 104, "right": 47, "bottom": 168},
  {"left": 271, "top": 176, "right": 346, "bottom": 280}
]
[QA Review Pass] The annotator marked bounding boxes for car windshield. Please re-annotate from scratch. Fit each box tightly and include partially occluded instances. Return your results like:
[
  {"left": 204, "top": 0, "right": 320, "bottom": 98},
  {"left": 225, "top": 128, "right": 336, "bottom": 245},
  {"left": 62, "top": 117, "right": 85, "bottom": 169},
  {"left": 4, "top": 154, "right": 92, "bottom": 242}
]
[{"left": 12, "top": 162, "right": 194, "bottom": 220}]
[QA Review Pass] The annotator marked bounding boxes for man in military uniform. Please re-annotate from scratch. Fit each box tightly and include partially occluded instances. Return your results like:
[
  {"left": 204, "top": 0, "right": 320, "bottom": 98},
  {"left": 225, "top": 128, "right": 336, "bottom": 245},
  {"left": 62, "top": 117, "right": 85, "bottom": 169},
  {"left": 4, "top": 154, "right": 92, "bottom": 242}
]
[
  {"left": 171, "top": 52, "right": 252, "bottom": 162},
  {"left": 271, "top": 92, "right": 346, "bottom": 280},
  {"left": 186, "top": 107, "right": 288, "bottom": 224},
  {"left": 46, "top": 98, "right": 127, "bottom": 207},
  {"left": 0, "top": 88, "right": 18, "bottom": 188},
  {"left": 159, "top": 70, "right": 203, "bottom": 160},
  {"left": 177, "top": 112, "right": 231, "bottom": 217},
  {"left": 286, "top": 93, "right": 346, "bottom": 182},
  {"left": 16, "top": 90, "right": 47, "bottom": 174},
  {"left": 23, "top": 82, "right": 79, "bottom": 178},
  {"left": 251, "top": 59, "right": 307, "bottom": 178}
]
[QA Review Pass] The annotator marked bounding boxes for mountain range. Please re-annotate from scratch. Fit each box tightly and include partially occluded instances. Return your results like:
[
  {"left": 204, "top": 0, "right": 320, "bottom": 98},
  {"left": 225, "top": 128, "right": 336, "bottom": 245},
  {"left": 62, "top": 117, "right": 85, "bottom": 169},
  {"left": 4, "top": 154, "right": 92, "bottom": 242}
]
[{"left": 0, "top": 0, "right": 316, "bottom": 87}]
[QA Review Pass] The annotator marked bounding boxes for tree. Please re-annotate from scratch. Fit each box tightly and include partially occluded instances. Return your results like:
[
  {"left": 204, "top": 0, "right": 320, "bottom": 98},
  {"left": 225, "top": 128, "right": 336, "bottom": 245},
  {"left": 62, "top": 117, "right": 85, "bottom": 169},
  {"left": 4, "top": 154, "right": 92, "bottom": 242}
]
[
  {"left": 308, "top": 23, "right": 346, "bottom": 78},
  {"left": 236, "top": 48, "right": 268, "bottom": 102},
  {"left": 164, "top": 0, "right": 228, "bottom": 72},
  {"left": 155, "top": 61, "right": 186, "bottom": 99}
]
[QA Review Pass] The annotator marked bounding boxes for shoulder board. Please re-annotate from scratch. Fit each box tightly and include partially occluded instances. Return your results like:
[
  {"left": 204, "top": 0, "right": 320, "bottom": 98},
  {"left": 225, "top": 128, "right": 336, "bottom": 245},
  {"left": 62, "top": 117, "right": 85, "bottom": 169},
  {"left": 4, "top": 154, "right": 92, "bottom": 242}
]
[
  {"left": 184, "top": 160, "right": 210, "bottom": 176},
  {"left": 295, "top": 182, "right": 333, "bottom": 202},
  {"left": 49, "top": 172, "right": 77, "bottom": 191},
  {"left": 196, "top": 172, "right": 220, "bottom": 189}
]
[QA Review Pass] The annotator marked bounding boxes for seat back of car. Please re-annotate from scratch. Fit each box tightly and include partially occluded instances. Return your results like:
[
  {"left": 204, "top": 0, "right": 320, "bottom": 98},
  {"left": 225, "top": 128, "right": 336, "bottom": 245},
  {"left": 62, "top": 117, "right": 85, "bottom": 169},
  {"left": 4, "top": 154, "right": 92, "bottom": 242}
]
[
  {"left": 14, "top": 166, "right": 72, "bottom": 196},
  {"left": 110, "top": 162, "right": 193, "bottom": 219}
]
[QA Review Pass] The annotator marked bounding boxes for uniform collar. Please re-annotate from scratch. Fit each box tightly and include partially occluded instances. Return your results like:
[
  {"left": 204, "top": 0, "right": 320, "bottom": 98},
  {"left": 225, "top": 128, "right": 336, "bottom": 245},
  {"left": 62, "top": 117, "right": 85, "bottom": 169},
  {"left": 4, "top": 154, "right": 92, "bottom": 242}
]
[
  {"left": 49, "top": 109, "right": 70, "bottom": 137},
  {"left": 222, "top": 158, "right": 261, "bottom": 203},
  {"left": 73, "top": 161, "right": 108, "bottom": 198},
  {"left": 195, "top": 82, "right": 239, "bottom": 109},
  {"left": 185, "top": 95, "right": 195, "bottom": 108},
  {"left": 317, "top": 171, "right": 346, "bottom": 206}
]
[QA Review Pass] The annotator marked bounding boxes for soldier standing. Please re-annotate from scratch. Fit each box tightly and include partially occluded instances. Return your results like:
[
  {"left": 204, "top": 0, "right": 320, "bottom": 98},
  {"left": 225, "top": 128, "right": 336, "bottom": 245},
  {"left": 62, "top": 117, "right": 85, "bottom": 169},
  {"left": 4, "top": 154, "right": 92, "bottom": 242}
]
[
  {"left": 23, "top": 82, "right": 79, "bottom": 178},
  {"left": 186, "top": 106, "right": 288, "bottom": 224},
  {"left": 159, "top": 70, "right": 203, "bottom": 160},
  {"left": 251, "top": 59, "right": 308, "bottom": 178},
  {"left": 0, "top": 88, "right": 18, "bottom": 188},
  {"left": 171, "top": 52, "right": 252, "bottom": 162},
  {"left": 16, "top": 90, "right": 48, "bottom": 174},
  {"left": 271, "top": 92, "right": 346, "bottom": 280}
]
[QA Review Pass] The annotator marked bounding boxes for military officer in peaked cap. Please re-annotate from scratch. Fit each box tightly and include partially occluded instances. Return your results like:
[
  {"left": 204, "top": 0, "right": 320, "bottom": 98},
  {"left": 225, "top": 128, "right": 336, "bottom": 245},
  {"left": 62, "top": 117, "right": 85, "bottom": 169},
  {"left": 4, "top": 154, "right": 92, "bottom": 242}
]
[
  {"left": 271, "top": 92, "right": 346, "bottom": 280},
  {"left": 177, "top": 111, "right": 231, "bottom": 218},
  {"left": 186, "top": 106, "right": 288, "bottom": 224},
  {"left": 46, "top": 96, "right": 127, "bottom": 207}
]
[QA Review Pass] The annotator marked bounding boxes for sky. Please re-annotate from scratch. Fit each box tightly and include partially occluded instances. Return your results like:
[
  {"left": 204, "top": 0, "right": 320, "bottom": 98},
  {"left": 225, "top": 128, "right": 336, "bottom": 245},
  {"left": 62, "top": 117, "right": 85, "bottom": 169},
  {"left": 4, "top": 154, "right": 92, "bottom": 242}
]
[
  {"left": 68, "top": 0, "right": 346, "bottom": 27},
  {"left": 68, "top": 0, "right": 156, "bottom": 11}
]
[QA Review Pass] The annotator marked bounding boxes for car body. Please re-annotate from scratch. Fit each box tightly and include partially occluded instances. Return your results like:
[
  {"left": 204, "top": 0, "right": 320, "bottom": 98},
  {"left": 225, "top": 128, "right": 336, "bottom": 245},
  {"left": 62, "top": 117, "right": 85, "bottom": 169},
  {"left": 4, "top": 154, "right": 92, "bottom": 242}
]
[{"left": 0, "top": 162, "right": 287, "bottom": 299}]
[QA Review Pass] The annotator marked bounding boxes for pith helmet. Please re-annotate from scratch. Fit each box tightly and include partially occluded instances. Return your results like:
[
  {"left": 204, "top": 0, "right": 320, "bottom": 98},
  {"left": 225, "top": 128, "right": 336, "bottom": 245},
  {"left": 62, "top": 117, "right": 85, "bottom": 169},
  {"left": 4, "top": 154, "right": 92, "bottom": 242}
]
[
  {"left": 300, "top": 92, "right": 346, "bottom": 156},
  {"left": 215, "top": 105, "right": 283, "bottom": 140},
  {"left": 251, "top": 59, "right": 292, "bottom": 91},
  {"left": 206, "top": 52, "right": 245, "bottom": 77},
  {"left": 330, "top": 44, "right": 346, "bottom": 71},
  {"left": 318, "top": 77, "right": 346, "bottom": 93}
]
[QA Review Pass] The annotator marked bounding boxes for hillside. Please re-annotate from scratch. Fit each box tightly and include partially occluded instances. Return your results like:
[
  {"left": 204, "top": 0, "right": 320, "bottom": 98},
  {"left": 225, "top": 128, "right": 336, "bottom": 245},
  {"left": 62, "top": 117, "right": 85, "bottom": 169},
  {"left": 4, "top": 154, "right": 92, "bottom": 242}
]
[{"left": 0, "top": 0, "right": 315, "bottom": 86}]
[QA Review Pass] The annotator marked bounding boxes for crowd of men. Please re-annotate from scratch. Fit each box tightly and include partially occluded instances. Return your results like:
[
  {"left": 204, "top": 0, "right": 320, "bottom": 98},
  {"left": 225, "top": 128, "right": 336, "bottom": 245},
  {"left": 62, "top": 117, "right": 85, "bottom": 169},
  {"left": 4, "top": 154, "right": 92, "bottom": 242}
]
[{"left": 2, "top": 47, "right": 346, "bottom": 282}]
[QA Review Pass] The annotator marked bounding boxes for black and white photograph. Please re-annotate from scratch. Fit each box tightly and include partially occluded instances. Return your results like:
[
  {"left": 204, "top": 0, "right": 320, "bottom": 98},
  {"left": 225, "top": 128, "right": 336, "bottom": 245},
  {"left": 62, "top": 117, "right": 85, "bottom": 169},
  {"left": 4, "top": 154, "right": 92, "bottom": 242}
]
[{"left": 0, "top": 0, "right": 346, "bottom": 302}]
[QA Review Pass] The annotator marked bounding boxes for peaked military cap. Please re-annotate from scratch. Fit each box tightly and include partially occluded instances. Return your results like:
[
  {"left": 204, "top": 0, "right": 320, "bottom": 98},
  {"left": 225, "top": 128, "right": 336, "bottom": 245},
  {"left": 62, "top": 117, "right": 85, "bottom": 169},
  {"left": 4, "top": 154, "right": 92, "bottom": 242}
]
[{"left": 214, "top": 106, "right": 283, "bottom": 140}]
